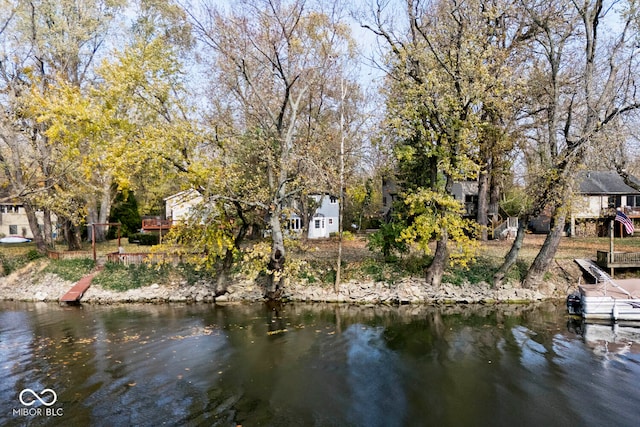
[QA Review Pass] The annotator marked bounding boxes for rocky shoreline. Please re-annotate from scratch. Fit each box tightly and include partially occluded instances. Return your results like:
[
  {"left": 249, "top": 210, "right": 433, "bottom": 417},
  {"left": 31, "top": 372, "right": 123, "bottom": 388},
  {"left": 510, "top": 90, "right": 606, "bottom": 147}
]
[{"left": 0, "top": 261, "right": 565, "bottom": 305}]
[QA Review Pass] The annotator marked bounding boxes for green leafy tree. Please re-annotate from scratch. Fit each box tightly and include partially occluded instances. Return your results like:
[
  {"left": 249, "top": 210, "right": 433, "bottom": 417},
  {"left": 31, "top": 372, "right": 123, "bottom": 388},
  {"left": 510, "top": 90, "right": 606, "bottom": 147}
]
[
  {"left": 22, "top": 0, "right": 195, "bottom": 247},
  {"left": 363, "top": 0, "right": 518, "bottom": 285},
  {"left": 0, "top": 0, "right": 125, "bottom": 250},
  {"left": 108, "top": 191, "right": 142, "bottom": 238}
]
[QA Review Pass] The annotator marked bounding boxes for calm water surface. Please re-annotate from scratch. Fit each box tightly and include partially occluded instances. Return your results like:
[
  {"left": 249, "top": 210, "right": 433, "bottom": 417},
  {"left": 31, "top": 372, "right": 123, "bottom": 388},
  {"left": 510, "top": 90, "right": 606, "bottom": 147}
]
[{"left": 1, "top": 301, "right": 639, "bottom": 426}]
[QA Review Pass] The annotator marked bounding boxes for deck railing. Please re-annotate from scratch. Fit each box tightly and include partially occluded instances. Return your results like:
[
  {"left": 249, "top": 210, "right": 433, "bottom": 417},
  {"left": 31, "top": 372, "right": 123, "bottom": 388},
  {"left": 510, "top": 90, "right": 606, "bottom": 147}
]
[
  {"left": 597, "top": 250, "right": 640, "bottom": 267},
  {"left": 141, "top": 219, "right": 173, "bottom": 230}
]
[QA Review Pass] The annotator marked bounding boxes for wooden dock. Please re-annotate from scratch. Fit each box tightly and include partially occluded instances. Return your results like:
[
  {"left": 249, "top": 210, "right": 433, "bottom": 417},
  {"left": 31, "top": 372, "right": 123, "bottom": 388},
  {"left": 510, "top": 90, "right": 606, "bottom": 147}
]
[
  {"left": 59, "top": 267, "right": 103, "bottom": 304},
  {"left": 573, "top": 258, "right": 640, "bottom": 320},
  {"left": 574, "top": 258, "right": 602, "bottom": 283}
]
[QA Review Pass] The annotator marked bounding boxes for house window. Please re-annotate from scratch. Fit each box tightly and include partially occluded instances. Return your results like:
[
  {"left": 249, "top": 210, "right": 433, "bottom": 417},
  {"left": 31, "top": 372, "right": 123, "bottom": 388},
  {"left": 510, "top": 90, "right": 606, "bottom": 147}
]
[
  {"left": 328, "top": 218, "right": 333, "bottom": 225},
  {"left": 608, "top": 196, "right": 617, "bottom": 208},
  {"left": 628, "top": 195, "right": 640, "bottom": 207},
  {"left": 1, "top": 205, "right": 18, "bottom": 213},
  {"left": 465, "top": 195, "right": 478, "bottom": 204},
  {"left": 288, "top": 218, "right": 300, "bottom": 230},
  {"left": 9, "top": 225, "right": 18, "bottom": 235},
  {"left": 330, "top": 196, "right": 338, "bottom": 204},
  {"left": 314, "top": 219, "right": 321, "bottom": 229}
]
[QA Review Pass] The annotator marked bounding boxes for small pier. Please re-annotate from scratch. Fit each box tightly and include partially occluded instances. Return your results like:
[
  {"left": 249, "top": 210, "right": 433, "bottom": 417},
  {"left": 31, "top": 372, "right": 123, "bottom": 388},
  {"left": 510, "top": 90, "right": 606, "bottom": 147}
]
[
  {"left": 574, "top": 258, "right": 602, "bottom": 283},
  {"left": 59, "top": 267, "right": 103, "bottom": 304}
]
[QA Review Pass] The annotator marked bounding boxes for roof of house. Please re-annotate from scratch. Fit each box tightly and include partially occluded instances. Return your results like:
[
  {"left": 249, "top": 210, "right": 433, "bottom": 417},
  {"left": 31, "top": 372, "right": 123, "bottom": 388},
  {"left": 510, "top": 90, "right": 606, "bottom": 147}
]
[
  {"left": 163, "top": 189, "right": 201, "bottom": 202},
  {"left": 578, "top": 171, "right": 640, "bottom": 195}
]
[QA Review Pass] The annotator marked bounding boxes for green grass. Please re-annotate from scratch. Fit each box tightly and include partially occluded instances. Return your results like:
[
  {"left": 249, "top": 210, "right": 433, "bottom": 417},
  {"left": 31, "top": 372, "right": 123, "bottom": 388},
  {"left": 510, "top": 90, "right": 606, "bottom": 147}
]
[
  {"left": 0, "top": 243, "right": 44, "bottom": 277},
  {"left": 92, "top": 262, "right": 170, "bottom": 291},
  {"left": 42, "top": 258, "right": 96, "bottom": 282}
]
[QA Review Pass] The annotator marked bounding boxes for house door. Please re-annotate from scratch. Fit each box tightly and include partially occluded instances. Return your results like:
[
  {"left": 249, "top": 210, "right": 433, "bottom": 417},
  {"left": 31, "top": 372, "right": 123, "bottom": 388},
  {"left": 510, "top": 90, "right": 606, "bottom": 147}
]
[{"left": 309, "top": 215, "right": 326, "bottom": 239}]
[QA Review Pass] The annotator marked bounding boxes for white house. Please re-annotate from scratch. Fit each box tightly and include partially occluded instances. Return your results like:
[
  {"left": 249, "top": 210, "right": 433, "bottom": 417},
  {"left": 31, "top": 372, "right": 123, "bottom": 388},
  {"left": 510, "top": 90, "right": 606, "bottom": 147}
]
[
  {"left": 163, "top": 189, "right": 339, "bottom": 239},
  {"left": 164, "top": 189, "right": 203, "bottom": 223},
  {"left": 307, "top": 194, "right": 340, "bottom": 239}
]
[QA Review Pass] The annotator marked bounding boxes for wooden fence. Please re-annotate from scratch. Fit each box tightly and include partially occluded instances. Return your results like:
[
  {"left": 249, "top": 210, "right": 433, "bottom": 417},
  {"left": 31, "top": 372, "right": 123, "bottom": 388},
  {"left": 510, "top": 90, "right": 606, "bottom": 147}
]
[
  {"left": 106, "top": 252, "right": 184, "bottom": 266},
  {"left": 47, "top": 250, "right": 93, "bottom": 260},
  {"left": 48, "top": 249, "right": 187, "bottom": 266}
]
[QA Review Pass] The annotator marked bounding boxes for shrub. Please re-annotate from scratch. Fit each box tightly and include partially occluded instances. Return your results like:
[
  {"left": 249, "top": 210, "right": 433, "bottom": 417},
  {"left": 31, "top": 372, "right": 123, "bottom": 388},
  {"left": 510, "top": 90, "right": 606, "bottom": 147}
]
[
  {"left": 329, "top": 230, "right": 355, "bottom": 240},
  {"left": 367, "top": 222, "right": 408, "bottom": 261},
  {"left": 26, "top": 249, "right": 43, "bottom": 261},
  {"left": 175, "top": 263, "right": 210, "bottom": 286},
  {"left": 129, "top": 232, "right": 160, "bottom": 246},
  {"left": 444, "top": 257, "right": 497, "bottom": 286},
  {"left": 298, "top": 270, "right": 317, "bottom": 283},
  {"left": 362, "top": 259, "right": 385, "bottom": 282}
]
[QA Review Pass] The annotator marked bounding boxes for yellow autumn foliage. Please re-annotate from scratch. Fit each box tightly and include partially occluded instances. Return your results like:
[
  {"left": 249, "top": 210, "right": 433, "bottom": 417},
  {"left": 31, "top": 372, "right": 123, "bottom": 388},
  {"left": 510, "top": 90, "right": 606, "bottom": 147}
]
[{"left": 401, "top": 189, "right": 480, "bottom": 268}]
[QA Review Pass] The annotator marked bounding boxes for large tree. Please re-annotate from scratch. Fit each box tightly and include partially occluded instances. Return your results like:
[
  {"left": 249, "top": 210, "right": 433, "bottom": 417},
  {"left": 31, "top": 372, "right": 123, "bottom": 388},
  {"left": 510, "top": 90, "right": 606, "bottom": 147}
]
[
  {"left": 0, "top": 0, "right": 125, "bottom": 250},
  {"left": 363, "top": 0, "right": 524, "bottom": 286},
  {"left": 186, "top": 0, "right": 360, "bottom": 298},
  {"left": 495, "top": 0, "right": 640, "bottom": 288}
]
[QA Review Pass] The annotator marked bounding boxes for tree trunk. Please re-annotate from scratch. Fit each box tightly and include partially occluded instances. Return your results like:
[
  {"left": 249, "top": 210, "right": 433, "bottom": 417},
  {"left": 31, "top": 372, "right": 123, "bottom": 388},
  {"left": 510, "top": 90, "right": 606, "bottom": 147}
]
[
  {"left": 215, "top": 209, "right": 249, "bottom": 297},
  {"left": 523, "top": 212, "right": 566, "bottom": 288},
  {"left": 215, "top": 249, "right": 234, "bottom": 296},
  {"left": 96, "top": 187, "right": 113, "bottom": 241},
  {"left": 42, "top": 208, "right": 53, "bottom": 248},
  {"left": 488, "top": 173, "right": 500, "bottom": 226},
  {"left": 87, "top": 185, "right": 113, "bottom": 242},
  {"left": 266, "top": 211, "right": 286, "bottom": 299},
  {"left": 87, "top": 195, "right": 99, "bottom": 241},
  {"left": 426, "top": 232, "right": 448, "bottom": 287},
  {"left": 64, "top": 219, "right": 83, "bottom": 251},
  {"left": 493, "top": 218, "right": 527, "bottom": 287},
  {"left": 477, "top": 169, "right": 489, "bottom": 241},
  {"left": 23, "top": 202, "right": 46, "bottom": 253}
]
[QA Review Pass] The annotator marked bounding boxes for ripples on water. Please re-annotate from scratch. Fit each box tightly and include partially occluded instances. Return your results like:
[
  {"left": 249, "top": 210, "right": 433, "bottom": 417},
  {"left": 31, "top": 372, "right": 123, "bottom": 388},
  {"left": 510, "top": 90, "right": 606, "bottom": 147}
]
[{"left": 1, "top": 301, "right": 639, "bottom": 427}]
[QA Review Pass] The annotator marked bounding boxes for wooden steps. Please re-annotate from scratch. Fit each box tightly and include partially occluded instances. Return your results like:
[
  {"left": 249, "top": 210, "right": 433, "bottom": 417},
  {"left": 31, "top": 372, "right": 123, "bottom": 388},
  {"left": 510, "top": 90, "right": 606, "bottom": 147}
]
[{"left": 59, "top": 266, "right": 103, "bottom": 303}]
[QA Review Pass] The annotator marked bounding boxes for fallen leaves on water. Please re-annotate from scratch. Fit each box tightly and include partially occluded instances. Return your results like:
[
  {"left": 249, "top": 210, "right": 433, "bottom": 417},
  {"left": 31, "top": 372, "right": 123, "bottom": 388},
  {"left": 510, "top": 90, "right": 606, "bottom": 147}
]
[
  {"left": 169, "top": 326, "right": 219, "bottom": 340},
  {"left": 267, "top": 329, "right": 288, "bottom": 336}
]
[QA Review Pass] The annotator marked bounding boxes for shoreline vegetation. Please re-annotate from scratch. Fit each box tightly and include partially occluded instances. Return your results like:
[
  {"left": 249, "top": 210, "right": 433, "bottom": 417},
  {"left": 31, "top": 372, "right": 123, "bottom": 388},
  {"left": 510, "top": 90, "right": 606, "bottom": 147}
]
[{"left": 1, "top": 234, "right": 639, "bottom": 304}]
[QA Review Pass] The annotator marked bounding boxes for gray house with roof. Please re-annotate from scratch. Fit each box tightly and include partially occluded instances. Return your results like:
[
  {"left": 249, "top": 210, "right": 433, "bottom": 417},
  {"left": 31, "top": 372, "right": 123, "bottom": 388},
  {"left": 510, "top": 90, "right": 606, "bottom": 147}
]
[{"left": 569, "top": 170, "right": 640, "bottom": 237}]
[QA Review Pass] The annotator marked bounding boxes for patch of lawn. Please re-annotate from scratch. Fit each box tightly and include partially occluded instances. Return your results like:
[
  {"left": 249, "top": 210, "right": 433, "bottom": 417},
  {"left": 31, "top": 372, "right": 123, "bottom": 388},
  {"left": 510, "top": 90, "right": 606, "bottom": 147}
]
[
  {"left": 0, "top": 243, "right": 41, "bottom": 277},
  {"left": 92, "top": 262, "right": 169, "bottom": 291},
  {"left": 42, "top": 258, "right": 96, "bottom": 282}
]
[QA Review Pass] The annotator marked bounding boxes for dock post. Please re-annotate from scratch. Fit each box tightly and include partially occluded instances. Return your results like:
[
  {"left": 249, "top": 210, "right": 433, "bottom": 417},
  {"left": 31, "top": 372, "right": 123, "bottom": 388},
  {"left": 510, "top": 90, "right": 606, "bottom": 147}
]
[{"left": 609, "top": 220, "right": 614, "bottom": 277}]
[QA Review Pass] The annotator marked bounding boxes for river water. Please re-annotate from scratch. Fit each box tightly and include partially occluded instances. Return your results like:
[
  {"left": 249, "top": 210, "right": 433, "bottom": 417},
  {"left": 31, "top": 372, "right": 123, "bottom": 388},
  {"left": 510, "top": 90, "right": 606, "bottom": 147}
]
[{"left": 1, "top": 300, "right": 639, "bottom": 427}]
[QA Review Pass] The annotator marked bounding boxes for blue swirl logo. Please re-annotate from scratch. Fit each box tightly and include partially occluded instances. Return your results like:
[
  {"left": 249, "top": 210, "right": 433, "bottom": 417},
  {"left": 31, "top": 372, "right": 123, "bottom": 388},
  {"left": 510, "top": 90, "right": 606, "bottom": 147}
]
[{"left": 19, "top": 389, "right": 57, "bottom": 407}]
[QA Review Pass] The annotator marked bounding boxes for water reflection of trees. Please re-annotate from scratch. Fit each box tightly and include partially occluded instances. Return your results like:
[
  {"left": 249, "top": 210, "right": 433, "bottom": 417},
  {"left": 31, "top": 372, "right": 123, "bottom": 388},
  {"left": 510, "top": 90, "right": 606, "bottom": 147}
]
[{"left": 2, "top": 300, "right": 589, "bottom": 426}]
